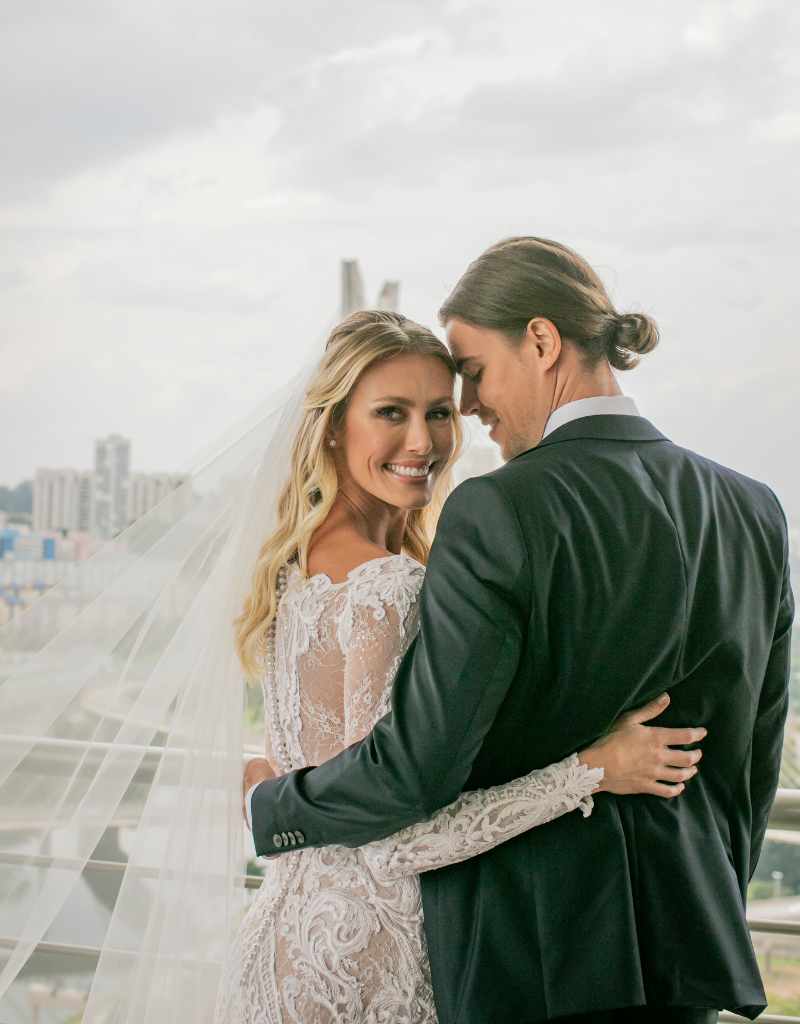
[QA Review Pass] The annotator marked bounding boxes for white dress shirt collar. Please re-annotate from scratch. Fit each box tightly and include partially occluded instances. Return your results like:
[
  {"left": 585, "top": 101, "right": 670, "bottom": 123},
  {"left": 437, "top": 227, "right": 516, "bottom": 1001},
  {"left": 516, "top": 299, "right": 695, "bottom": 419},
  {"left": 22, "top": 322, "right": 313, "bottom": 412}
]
[{"left": 542, "top": 395, "right": 640, "bottom": 440}]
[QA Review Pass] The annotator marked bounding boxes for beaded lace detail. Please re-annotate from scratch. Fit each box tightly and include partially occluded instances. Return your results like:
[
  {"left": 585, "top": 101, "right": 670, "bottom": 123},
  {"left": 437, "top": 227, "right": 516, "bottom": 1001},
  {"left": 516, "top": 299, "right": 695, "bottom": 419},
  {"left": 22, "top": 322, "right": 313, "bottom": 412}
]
[
  {"left": 362, "top": 752, "right": 600, "bottom": 882},
  {"left": 215, "top": 554, "right": 601, "bottom": 1024}
]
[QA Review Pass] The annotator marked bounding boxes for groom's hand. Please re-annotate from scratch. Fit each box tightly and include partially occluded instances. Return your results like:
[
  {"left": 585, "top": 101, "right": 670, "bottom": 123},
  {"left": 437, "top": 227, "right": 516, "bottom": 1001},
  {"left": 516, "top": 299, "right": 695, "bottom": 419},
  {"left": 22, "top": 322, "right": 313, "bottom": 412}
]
[{"left": 242, "top": 757, "right": 275, "bottom": 824}]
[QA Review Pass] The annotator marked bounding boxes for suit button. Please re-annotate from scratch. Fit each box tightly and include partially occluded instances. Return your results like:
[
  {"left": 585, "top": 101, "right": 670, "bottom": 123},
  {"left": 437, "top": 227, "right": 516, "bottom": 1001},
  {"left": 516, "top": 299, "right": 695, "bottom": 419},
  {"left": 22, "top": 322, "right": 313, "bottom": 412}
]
[
  {"left": 295, "top": 830, "right": 305, "bottom": 844},
  {"left": 281, "top": 831, "right": 289, "bottom": 845},
  {"left": 272, "top": 833, "right": 283, "bottom": 848},
  {"left": 287, "top": 832, "right": 297, "bottom": 846}
]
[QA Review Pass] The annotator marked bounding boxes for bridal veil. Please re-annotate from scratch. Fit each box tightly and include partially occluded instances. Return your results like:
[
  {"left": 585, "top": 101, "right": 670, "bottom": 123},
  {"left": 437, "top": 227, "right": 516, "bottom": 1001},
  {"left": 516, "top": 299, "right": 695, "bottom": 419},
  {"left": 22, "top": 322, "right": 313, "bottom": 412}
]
[{"left": 0, "top": 351, "right": 318, "bottom": 1022}]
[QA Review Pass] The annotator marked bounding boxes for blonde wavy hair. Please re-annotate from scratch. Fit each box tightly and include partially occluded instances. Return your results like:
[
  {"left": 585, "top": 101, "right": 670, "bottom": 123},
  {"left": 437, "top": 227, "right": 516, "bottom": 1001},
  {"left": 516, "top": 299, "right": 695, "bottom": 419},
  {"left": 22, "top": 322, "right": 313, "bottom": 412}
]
[{"left": 235, "top": 309, "right": 464, "bottom": 679}]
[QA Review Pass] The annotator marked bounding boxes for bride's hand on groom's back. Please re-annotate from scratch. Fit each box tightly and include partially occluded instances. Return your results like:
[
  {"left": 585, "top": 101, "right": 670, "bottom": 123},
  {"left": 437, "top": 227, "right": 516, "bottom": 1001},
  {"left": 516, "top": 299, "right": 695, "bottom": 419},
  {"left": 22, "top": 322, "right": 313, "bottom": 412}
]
[
  {"left": 242, "top": 757, "right": 277, "bottom": 825},
  {"left": 578, "top": 694, "right": 707, "bottom": 797}
]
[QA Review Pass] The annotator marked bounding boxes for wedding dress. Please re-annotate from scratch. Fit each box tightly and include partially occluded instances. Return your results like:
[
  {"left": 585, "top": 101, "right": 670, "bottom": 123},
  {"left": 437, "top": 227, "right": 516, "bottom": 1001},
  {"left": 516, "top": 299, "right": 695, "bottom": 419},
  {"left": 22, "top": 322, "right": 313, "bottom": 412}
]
[{"left": 214, "top": 553, "right": 602, "bottom": 1024}]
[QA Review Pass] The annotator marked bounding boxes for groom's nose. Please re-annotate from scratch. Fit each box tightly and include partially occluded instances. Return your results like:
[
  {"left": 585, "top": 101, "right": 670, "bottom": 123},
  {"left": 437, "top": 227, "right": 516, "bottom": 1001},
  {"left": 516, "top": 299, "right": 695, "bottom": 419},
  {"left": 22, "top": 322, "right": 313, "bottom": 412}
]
[{"left": 459, "top": 378, "right": 480, "bottom": 417}]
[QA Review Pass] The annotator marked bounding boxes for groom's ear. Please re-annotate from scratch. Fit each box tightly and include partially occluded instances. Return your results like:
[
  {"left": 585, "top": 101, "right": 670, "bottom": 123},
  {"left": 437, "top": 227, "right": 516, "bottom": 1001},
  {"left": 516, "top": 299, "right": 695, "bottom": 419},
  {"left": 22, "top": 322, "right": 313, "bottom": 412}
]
[{"left": 521, "top": 317, "right": 561, "bottom": 372}]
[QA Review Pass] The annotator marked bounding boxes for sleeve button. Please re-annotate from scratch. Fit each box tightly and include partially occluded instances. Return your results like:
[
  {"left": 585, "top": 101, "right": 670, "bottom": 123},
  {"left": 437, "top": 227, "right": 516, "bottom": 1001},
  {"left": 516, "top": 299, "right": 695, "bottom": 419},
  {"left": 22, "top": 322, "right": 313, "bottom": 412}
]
[
  {"left": 272, "top": 833, "right": 283, "bottom": 848},
  {"left": 295, "top": 830, "right": 305, "bottom": 844}
]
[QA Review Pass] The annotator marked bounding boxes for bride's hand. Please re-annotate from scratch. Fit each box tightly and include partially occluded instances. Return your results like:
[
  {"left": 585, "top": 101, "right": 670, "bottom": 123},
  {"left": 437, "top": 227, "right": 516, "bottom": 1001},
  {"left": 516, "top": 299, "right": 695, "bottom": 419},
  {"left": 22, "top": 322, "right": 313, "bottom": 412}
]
[
  {"left": 578, "top": 694, "right": 707, "bottom": 797},
  {"left": 242, "top": 757, "right": 277, "bottom": 825}
]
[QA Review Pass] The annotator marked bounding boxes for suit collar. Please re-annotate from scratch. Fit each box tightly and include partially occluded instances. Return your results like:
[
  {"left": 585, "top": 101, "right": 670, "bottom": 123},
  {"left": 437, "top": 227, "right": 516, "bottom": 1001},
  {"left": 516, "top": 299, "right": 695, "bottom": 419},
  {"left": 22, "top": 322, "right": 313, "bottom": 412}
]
[
  {"left": 510, "top": 414, "right": 669, "bottom": 462},
  {"left": 542, "top": 395, "right": 640, "bottom": 439}
]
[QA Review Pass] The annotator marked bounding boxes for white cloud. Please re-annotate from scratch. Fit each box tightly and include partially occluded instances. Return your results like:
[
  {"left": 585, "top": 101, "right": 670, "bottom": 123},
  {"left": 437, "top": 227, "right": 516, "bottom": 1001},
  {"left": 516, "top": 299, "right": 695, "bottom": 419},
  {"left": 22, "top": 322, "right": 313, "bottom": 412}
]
[
  {"left": 322, "top": 32, "right": 447, "bottom": 67},
  {"left": 752, "top": 112, "right": 800, "bottom": 143},
  {"left": 684, "top": 0, "right": 767, "bottom": 52}
]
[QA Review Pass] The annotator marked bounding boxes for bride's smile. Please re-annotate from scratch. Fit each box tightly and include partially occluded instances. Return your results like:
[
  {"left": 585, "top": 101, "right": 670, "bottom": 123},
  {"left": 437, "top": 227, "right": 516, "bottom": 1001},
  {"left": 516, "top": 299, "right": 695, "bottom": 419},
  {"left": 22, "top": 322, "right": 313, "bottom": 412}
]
[{"left": 383, "top": 459, "right": 437, "bottom": 482}]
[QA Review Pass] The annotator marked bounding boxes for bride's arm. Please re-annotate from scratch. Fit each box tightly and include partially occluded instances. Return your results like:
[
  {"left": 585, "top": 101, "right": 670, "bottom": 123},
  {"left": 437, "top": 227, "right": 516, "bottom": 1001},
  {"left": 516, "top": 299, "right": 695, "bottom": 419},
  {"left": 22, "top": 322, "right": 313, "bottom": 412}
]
[
  {"left": 361, "top": 752, "right": 599, "bottom": 881},
  {"left": 362, "top": 694, "right": 704, "bottom": 881}
]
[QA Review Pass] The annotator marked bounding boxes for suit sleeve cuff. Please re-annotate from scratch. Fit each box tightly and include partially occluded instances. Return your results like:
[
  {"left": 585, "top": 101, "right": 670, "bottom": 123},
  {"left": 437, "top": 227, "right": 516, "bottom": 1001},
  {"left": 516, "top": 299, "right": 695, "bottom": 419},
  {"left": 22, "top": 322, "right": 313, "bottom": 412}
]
[{"left": 245, "top": 783, "right": 260, "bottom": 832}]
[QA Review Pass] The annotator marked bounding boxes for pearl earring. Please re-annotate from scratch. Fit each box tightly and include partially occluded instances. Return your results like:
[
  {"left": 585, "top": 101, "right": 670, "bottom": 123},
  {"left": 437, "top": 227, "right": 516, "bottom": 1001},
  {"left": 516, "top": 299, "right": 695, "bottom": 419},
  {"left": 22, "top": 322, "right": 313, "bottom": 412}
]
[{"left": 328, "top": 439, "right": 336, "bottom": 448}]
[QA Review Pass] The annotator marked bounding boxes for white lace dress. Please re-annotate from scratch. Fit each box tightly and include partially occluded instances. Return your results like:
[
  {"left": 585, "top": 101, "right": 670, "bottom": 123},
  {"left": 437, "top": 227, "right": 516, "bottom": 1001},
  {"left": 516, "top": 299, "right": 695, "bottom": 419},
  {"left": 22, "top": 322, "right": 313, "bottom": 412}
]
[{"left": 215, "top": 554, "right": 602, "bottom": 1024}]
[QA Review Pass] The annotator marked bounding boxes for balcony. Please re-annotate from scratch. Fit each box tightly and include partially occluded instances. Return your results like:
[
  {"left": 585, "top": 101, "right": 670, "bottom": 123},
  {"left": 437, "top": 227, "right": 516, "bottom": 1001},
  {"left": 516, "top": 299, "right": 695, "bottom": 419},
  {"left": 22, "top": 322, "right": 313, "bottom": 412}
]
[{"left": 1, "top": 776, "right": 799, "bottom": 1023}]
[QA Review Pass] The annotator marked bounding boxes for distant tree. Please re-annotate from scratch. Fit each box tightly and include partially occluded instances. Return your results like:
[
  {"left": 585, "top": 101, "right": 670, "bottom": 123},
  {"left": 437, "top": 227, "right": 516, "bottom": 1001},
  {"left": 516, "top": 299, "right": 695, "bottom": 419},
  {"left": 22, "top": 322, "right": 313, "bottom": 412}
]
[{"left": 0, "top": 480, "right": 33, "bottom": 515}]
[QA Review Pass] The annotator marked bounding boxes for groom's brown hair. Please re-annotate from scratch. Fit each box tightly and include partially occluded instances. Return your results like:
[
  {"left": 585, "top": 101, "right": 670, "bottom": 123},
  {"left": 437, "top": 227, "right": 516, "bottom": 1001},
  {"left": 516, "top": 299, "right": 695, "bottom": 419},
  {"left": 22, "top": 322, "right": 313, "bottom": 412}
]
[{"left": 439, "top": 236, "right": 659, "bottom": 371}]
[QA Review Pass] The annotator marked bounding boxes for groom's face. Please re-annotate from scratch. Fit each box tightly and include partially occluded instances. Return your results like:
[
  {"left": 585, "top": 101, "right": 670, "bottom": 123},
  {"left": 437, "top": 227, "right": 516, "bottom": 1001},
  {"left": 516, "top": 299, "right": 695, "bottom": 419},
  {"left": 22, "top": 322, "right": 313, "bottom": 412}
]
[{"left": 445, "top": 318, "right": 554, "bottom": 460}]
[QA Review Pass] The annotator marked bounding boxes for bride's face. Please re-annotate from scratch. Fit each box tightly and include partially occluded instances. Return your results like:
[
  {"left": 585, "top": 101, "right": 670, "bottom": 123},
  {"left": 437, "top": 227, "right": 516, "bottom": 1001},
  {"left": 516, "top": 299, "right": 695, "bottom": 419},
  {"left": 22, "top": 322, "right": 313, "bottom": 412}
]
[{"left": 334, "top": 353, "right": 456, "bottom": 512}]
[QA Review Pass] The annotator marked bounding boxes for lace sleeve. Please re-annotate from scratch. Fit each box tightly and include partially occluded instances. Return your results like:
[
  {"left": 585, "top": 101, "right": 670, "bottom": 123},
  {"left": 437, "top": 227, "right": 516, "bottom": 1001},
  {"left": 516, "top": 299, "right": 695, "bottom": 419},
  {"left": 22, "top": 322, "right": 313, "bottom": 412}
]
[{"left": 360, "top": 753, "right": 603, "bottom": 881}]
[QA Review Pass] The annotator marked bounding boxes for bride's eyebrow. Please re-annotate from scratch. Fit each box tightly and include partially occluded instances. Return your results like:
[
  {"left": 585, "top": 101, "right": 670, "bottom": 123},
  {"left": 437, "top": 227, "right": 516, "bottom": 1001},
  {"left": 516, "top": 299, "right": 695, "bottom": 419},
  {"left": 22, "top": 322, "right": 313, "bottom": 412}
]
[{"left": 371, "top": 396, "right": 454, "bottom": 406}]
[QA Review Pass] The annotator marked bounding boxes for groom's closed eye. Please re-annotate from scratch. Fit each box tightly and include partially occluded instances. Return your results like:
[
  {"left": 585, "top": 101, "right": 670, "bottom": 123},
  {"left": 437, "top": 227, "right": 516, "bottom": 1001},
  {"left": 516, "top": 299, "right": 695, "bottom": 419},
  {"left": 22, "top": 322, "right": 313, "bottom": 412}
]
[{"left": 458, "top": 362, "right": 483, "bottom": 384}]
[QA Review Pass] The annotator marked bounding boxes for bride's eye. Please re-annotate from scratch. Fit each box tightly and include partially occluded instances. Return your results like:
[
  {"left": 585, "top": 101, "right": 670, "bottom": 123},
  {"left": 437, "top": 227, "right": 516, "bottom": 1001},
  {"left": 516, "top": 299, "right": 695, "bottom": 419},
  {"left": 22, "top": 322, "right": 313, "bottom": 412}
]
[
  {"left": 428, "top": 407, "right": 453, "bottom": 421},
  {"left": 375, "top": 406, "right": 404, "bottom": 421}
]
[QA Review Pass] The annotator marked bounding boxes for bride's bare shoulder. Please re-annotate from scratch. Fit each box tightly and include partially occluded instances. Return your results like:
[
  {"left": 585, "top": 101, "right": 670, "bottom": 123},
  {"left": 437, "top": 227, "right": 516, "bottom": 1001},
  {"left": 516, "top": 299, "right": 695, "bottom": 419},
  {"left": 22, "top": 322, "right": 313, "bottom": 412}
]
[{"left": 307, "top": 527, "right": 392, "bottom": 585}]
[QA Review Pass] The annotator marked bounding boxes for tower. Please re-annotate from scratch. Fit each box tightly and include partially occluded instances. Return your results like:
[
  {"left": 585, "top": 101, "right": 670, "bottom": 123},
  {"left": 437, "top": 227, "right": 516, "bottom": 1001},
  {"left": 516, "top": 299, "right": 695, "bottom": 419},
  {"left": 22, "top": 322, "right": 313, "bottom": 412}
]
[{"left": 340, "top": 260, "right": 400, "bottom": 316}]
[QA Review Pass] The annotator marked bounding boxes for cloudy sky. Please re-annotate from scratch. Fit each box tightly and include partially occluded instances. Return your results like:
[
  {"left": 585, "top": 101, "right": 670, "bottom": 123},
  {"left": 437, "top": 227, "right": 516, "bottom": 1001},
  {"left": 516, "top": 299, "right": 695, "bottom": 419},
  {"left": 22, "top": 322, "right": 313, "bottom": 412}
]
[{"left": 2, "top": 0, "right": 799, "bottom": 526}]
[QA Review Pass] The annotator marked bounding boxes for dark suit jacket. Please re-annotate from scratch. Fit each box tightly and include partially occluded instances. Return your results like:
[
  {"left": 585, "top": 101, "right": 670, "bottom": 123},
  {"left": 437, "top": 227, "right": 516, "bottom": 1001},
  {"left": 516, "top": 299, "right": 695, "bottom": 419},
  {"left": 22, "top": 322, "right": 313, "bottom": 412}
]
[{"left": 251, "top": 415, "right": 794, "bottom": 1023}]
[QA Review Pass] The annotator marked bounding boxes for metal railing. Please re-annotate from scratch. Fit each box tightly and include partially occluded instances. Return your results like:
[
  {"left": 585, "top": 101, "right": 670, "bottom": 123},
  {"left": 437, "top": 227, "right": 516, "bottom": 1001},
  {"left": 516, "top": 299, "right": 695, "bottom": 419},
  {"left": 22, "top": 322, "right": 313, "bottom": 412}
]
[
  {"left": 2, "top": 783, "right": 799, "bottom": 1021},
  {"left": 720, "top": 1016, "right": 798, "bottom": 1023},
  {"left": 768, "top": 788, "right": 800, "bottom": 830}
]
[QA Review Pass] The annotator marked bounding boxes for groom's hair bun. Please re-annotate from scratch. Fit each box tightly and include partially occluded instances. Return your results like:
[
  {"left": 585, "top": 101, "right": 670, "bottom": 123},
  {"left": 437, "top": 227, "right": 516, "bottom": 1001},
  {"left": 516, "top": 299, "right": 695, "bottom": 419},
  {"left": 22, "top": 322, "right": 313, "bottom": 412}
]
[
  {"left": 604, "top": 312, "right": 660, "bottom": 371},
  {"left": 439, "top": 236, "right": 660, "bottom": 372}
]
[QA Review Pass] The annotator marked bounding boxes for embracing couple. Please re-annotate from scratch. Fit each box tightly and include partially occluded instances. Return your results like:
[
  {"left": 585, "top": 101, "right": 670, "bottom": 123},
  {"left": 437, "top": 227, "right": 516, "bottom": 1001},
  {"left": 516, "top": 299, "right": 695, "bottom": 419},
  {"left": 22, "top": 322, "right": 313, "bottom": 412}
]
[{"left": 219, "top": 237, "right": 793, "bottom": 1023}]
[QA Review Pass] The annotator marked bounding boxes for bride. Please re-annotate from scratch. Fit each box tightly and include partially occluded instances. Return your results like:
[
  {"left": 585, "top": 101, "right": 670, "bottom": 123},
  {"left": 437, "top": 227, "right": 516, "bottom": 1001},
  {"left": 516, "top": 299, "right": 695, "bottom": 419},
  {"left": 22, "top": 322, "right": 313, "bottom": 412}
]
[{"left": 214, "top": 310, "right": 703, "bottom": 1023}]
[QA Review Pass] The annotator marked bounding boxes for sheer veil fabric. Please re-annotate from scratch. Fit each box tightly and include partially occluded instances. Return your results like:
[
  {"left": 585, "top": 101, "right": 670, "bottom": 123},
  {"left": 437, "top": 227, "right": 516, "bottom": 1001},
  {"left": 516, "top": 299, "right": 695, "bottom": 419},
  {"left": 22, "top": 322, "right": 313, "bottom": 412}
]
[{"left": 0, "top": 352, "right": 320, "bottom": 1021}]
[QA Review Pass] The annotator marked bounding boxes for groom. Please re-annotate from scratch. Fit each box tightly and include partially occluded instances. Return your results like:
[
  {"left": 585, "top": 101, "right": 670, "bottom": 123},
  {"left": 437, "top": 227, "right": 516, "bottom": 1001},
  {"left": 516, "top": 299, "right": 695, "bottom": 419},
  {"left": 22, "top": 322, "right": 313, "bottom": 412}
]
[{"left": 246, "top": 237, "right": 793, "bottom": 1022}]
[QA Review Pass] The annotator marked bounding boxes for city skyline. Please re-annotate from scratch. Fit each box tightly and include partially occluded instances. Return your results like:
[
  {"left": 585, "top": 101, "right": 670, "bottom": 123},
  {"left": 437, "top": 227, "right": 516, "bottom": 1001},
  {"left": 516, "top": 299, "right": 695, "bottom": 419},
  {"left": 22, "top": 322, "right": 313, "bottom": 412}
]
[
  {"left": 5, "top": 432, "right": 188, "bottom": 543},
  {"left": 3, "top": 386, "right": 798, "bottom": 532},
  {"left": 3, "top": 267, "right": 797, "bottom": 528}
]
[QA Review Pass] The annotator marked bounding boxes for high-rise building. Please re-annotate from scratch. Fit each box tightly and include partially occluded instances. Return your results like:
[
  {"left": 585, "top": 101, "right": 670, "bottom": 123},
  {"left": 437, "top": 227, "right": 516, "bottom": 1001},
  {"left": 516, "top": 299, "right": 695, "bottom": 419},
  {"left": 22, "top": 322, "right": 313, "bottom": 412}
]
[
  {"left": 33, "top": 469, "right": 94, "bottom": 532},
  {"left": 94, "top": 434, "right": 131, "bottom": 539},
  {"left": 127, "top": 472, "right": 187, "bottom": 526},
  {"left": 77, "top": 471, "right": 94, "bottom": 532}
]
